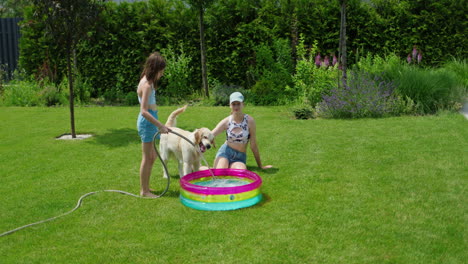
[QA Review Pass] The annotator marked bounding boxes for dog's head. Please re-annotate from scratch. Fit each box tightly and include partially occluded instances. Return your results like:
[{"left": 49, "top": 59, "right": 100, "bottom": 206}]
[{"left": 194, "top": 128, "right": 215, "bottom": 153}]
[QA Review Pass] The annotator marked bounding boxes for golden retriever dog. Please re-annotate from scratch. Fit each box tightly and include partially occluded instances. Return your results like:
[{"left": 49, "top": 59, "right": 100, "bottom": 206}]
[{"left": 159, "top": 106, "right": 215, "bottom": 178}]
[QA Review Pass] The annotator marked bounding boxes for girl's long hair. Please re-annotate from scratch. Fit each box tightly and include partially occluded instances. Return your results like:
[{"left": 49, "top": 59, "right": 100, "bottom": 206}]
[{"left": 140, "top": 52, "right": 166, "bottom": 85}]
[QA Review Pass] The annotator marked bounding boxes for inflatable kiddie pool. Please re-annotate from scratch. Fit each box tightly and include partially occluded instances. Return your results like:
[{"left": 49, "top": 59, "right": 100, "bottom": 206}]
[{"left": 180, "top": 169, "right": 262, "bottom": 211}]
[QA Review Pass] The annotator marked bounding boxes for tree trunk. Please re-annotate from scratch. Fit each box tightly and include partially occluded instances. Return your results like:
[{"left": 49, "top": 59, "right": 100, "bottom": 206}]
[
  {"left": 339, "top": 0, "right": 347, "bottom": 88},
  {"left": 66, "top": 41, "right": 76, "bottom": 138},
  {"left": 198, "top": 5, "right": 209, "bottom": 98},
  {"left": 290, "top": 7, "right": 298, "bottom": 72}
]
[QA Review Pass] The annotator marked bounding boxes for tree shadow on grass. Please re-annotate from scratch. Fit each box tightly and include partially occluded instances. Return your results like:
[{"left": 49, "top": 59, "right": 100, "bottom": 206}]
[{"left": 90, "top": 128, "right": 140, "bottom": 148}]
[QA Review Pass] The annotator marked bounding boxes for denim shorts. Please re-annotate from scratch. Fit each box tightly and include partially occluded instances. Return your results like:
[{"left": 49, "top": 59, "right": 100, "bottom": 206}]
[
  {"left": 216, "top": 143, "right": 247, "bottom": 164},
  {"left": 137, "top": 109, "right": 159, "bottom": 143}
]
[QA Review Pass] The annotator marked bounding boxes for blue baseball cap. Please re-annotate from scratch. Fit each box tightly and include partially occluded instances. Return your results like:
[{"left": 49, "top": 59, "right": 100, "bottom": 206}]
[{"left": 229, "top": 92, "right": 244, "bottom": 104}]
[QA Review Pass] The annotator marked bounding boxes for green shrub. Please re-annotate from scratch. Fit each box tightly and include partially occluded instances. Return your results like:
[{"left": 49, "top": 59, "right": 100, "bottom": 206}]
[
  {"left": 73, "top": 74, "right": 92, "bottom": 104},
  {"left": 442, "top": 58, "right": 468, "bottom": 90},
  {"left": 0, "top": 80, "right": 42, "bottom": 106},
  {"left": 251, "top": 80, "right": 276, "bottom": 106},
  {"left": 289, "top": 35, "right": 338, "bottom": 107},
  {"left": 210, "top": 79, "right": 246, "bottom": 106},
  {"left": 124, "top": 91, "right": 139, "bottom": 106},
  {"left": 354, "top": 53, "right": 401, "bottom": 78},
  {"left": 392, "top": 95, "right": 420, "bottom": 116},
  {"left": 103, "top": 88, "right": 125, "bottom": 105},
  {"left": 39, "top": 84, "right": 68, "bottom": 106},
  {"left": 57, "top": 75, "right": 95, "bottom": 106},
  {"left": 160, "top": 44, "right": 194, "bottom": 100},
  {"left": 250, "top": 38, "right": 293, "bottom": 105},
  {"left": 292, "top": 106, "right": 314, "bottom": 120}
]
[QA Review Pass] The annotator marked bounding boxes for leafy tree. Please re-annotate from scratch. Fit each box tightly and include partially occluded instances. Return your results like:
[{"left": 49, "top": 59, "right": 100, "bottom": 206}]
[
  {"left": 32, "top": 0, "right": 104, "bottom": 138},
  {"left": 0, "top": 0, "right": 30, "bottom": 17}
]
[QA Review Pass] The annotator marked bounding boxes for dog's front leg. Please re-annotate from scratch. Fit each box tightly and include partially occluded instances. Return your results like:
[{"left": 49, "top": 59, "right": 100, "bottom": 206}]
[
  {"left": 183, "top": 162, "right": 193, "bottom": 177},
  {"left": 162, "top": 159, "right": 169, "bottom": 179},
  {"left": 178, "top": 161, "right": 184, "bottom": 178},
  {"left": 193, "top": 161, "right": 200, "bottom": 172}
]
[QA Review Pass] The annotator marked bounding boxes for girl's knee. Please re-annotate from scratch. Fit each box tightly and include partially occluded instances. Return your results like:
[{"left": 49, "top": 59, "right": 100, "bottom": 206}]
[
  {"left": 214, "top": 157, "right": 229, "bottom": 169},
  {"left": 148, "top": 154, "right": 157, "bottom": 164},
  {"left": 142, "top": 153, "right": 157, "bottom": 164},
  {"left": 230, "top": 162, "right": 246, "bottom": 170}
]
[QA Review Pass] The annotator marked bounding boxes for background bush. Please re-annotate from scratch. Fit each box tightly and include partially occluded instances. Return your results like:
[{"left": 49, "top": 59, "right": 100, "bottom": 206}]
[
  {"left": 354, "top": 54, "right": 467, "bottom": 115},
  {"left": 14, "top": 0, "right": 466, "bottom": 106},
  {"left": 0, "top": 80, "right": 42, "bottom": 106},
  {"left": 316, "top": 72, "right": 399, "bottom": 118},
  {"left": 394, "top": 66, "right": 465, "bottom": 114},
  {"left": 159, "top": 44, "right": 194, "bottom": 102},
  {"left": 210, "top": 81, "right": 248, "bottom": 106},
  {"left": 289, "top": 36, "right": 339, "bottom": 107},
  {"left": 249, "top": 38, "right": 293, "bottom": 105}
]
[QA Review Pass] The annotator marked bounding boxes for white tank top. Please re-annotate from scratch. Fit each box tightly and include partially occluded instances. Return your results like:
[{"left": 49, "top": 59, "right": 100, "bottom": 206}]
[{"left": 226, "top": 114, "right": 250, "bottom": 144}]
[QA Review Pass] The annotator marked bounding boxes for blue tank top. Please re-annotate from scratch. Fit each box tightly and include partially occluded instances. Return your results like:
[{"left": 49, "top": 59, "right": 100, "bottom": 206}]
[{"left": 138, "top": 84, "right": 156, "bottom": 105}]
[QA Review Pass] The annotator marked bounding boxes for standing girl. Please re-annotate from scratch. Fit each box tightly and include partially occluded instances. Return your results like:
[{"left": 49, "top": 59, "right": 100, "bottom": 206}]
[{"left": 137, "top": 52, "right": 171, "bottom": 197}]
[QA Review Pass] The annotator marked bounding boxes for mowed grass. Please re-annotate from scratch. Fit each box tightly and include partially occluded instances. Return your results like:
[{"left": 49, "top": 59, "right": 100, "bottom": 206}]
[{"left": 0, "top": 106, "right": 466, "bottom": 263}]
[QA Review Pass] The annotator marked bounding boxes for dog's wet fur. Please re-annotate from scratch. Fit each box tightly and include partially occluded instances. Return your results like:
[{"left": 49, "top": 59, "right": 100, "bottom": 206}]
[{"left": 159, "top": 106, "right": 215, "bottom": 178}]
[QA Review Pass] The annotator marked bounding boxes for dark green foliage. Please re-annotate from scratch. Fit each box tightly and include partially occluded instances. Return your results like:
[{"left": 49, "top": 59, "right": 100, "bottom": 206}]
[
  {"left": 250, "top": 38, "right": 294, "bottom": 105},
  {"left": 211, "top": 82, "right": 247, "bottom": 106},
  {"left": 40, "top": 84, "right": 68, "bottom": 106},
  {"left": 124, "top": 91, "right": 139, "bottom": 106},
  {"left": 0, "top": 0, "right": 30, "bottom": 18},
  {"left": 292, "top": 106, "right": 314, "bottom": 119},
  {"left": 17, "top": 0, "right": 467, "bottom": 106}
]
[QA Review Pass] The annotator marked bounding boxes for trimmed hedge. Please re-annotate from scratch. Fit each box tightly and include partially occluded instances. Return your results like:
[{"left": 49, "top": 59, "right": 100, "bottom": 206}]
[{"left": 17, "top": 0, "right": 467, "bottom": 103}]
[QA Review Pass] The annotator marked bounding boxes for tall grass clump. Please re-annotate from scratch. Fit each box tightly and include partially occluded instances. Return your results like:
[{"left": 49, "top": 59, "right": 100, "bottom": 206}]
[
  {"left": 0, "top": 80, "right": 42, "bottom": 106},
  {"left": 442, "top": 58, "right": 468, "bottom": 91},
  {"left": 355, "top": 53, "right": 467, "bottom": 114},
  {"left": 394, "top": 66, "right": 465, "bottom": 113},
  {"left": 0, "top": 77, "right": 80, "bottom": 107}
]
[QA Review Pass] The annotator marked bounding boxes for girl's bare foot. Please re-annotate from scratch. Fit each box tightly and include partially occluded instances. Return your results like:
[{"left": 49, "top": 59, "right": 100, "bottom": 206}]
[{"left": 140, "top": 191, "right": 158, "bottom": 198}]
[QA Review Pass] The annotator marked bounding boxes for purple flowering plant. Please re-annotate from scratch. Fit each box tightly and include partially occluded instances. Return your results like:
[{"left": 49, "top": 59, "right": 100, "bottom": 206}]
[
  {"left": 317, "top": 71, "right": 398, "bottom": 118},
  {"left": 407, "top": 45, "right": 422, "bottom": 65}
]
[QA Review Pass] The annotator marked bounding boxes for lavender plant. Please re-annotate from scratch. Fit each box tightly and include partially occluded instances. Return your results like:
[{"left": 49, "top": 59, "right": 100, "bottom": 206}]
[{"left": 317, "top": 72, "right": 398, "bottom": 118}]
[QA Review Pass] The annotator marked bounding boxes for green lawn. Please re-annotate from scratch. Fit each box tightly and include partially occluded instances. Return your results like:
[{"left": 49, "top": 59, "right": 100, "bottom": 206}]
[{"left": 0, "top": 106, "right": 466, "bottom": 263}]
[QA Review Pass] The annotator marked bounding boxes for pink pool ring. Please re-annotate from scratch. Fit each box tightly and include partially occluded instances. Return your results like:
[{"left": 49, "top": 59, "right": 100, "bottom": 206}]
[{"left": 180, "top": 169, "right": 262, "bottom": 211}]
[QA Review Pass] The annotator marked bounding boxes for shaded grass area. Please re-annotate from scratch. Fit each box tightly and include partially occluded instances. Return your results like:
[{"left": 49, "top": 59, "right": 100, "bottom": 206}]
[{"left": 0, "top": 106, "right": 467, "bottom": 263}]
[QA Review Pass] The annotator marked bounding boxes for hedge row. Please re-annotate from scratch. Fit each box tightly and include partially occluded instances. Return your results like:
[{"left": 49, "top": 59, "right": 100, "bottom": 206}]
[{"left": 18, "top": 0, "right": 467, "bottom": 101}]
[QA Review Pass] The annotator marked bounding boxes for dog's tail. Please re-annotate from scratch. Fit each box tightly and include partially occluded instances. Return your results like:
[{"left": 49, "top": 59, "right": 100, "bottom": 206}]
[{"left": 166, "top": 105, "right": 187, "bottom": 127}]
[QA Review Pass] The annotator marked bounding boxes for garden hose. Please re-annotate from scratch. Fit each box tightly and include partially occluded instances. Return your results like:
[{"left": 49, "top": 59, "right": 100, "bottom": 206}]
[
  {"left": 0, "top": 130, "right": 200, "bottom": 237},
  {"left": 151, "top": 130, "right": 197, "bottom": 198}
]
